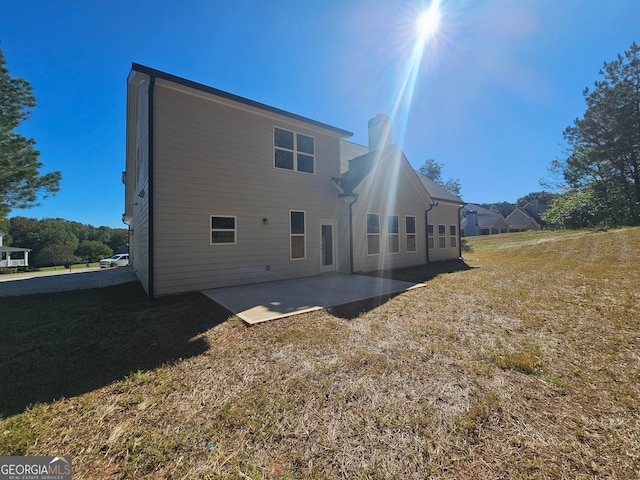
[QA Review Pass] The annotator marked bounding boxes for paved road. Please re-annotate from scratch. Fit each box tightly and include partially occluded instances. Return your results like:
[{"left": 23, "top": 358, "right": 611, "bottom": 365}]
[{"left": 0, "top": 266, "right": 138, "bottom": 297}]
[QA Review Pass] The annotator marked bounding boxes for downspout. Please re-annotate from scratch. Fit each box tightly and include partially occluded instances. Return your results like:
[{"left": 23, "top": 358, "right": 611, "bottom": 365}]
[
  {"left": 457, "top": 205, "right": 464, "bottom": 259},
  {"left": 343, "top": 193, "right": 359, "bottom": 274},
  {"left": 147, "top": 75, "right": 156, "bottom": 298},
  {"left": 424, "top": 201, "right": 437, "bottom": 263}
]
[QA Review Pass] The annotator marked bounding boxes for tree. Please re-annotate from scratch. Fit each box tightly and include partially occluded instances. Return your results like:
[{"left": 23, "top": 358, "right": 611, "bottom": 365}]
[
  {"left": 552, "top": 42, "right": 640, "bottom": 227},
  {"left": 516, "top": 191, "right": 558, "bottom": 209},
  {"left": 76, "top": 240, "right": 112, "bottom": 263},
  {"left": 481, "top": 201, "right": 515, "bottom": 217},
  {"left": 0, "top": 47, "right": 61, "bottom": 217},
  {"left": 418, "top": 159, "right": 462, "bottom": 197},
  {"left": 543, "top": 189, "right": 607, "bottom": 229},
  {"left": 34, "top": 243, "right": 78, "bottom": 268},
  {"left": 7, "top": 217, "right": 128, "bottom": 266},
  {"left": 107, "top": 229, "right": 129, "bottom": 253}
]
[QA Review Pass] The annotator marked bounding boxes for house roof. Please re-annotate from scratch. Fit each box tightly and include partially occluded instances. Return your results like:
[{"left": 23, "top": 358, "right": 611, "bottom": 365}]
[
  {"left": 523, "top": 202, "right": 548, "bottom": 225},
  {"left": 339, "top": 140, "right": 369, "bottom": 174},
  {"left": 131, "top": 63, "right": 353, "bottom": 138},
  {"left": 507, "top": 208, "right": 539, "bottom": 228},
  {"left": 0, "top": 246, "right": 31, "bottom": 253},
  {"left": 338, "top": 140, "right": 462, "bottom": 204},
  {"left": 335, "top": 145, "right": 395, "bottom": 194},
  {"left": 462, "top": 203, "right": 509, "bottom": 229},
  {"left": 416, "top": 174, "right": 463, "bottom": 203}
]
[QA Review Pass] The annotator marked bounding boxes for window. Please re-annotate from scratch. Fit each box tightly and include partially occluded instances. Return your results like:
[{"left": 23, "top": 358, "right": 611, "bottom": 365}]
[
  {"left": 438, "top": 225, "right": 446, "bottom": 248},
  {"left": 211, "top": 216, "right": 236, "bottom": 244},
  {"left": 290, "top": 211, "right": 306, "bottom": 259},
  {"left": 406, "top": 216, "right": 416, "bottom": 252},
  {"left": 450, "top": 225, "right": 457, "bottom": 248},
  {"left": 274, "top": 127, "right": 315, "bottom": 174},
  {"left": 388, "top": 214, "right": 399, "bottom": 253},
  {"left": 427, "top": 224, "right": 434, "bottom": 249},
  {"left": 366, "top": 213, "right": 380, "bottom": 255}
]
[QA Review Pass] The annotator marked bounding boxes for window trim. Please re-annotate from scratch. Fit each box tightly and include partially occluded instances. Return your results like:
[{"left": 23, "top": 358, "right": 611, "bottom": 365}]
[
  {"left": 210, "top": 215, "right": 237, "bottom": 245},
  {"left": 274, "top": 126, "right": 316, "bottom": 175},
  {"left": 387, "top": 214, "right": 399, "bottom": 254},
  {"left": 366, "top": 213, "right": 380, "bottom": 256},
  {"left": 427, "top": 224, "right": 435, "bottom": 250},
  {"left": 290, "top": 210, "right": 306, "bottom": 260},
  {"left": 405, "top": 215, "right": 417, "bottom": 253},
  {"left": 438, "top": 224, "right": 446, "bottom": 249},
  {"left": 450, "top": 225, "right": 458, "bottom": 248}
]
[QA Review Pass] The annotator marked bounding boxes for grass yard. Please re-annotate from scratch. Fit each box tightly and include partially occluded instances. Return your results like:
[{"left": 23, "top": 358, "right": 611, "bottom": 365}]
[{"left": 1, "top": 228, "right": 639, "bottom": 479}]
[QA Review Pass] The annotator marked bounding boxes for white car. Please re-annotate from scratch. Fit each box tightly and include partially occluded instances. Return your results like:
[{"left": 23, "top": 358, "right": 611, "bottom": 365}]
[{"left": 99, "top": 253, "right": 129, "bottom": 268}]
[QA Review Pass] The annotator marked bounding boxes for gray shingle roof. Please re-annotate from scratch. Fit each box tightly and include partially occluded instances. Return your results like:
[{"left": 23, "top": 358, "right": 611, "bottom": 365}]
[
  {"left": 335, "top": 144, "right": 400, "bottom": 194},
  {"left": 462, "top": 204, "right": 509, "bottom": 229},
  {"left": 415, "top": 174, "right": 463, "bottom": 203},
  {"left": 339, "top": 140, "right": 463, "bottom": 204}
]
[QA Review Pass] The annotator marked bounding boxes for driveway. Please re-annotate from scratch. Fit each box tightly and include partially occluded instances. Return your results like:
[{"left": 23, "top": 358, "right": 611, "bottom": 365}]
[
  {"left": 0, "top": 267, "right": 138, "bottom": 297},
  {"left": 202, "top": 274, "right": 423, "bottom": 324}
]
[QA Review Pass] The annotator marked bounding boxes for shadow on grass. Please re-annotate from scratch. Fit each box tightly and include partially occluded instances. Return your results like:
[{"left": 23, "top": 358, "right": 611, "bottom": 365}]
[
  {"left": 330, "top": 259, "right": 473, "bottom": 319},
  {"left": 0, "top": 282, "right": 231, "bottom": 418}
]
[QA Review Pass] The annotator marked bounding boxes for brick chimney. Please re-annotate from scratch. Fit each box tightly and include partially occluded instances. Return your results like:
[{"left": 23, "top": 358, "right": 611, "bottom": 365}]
[{"left": 368, "top": 113, "right": 392, "bottom": 152}]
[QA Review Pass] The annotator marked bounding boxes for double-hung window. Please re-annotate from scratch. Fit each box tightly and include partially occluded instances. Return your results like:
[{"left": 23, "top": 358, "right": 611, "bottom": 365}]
[
  {"left": 290, "top": 211, "right": 306, "bottom": 259},
  {"left": 274, "top": 127, "right": 315, "bottom": 174},
  {"left": 366, "top": 213, "right": 380, "bottom": 255},
  {"left": 427, "top": 224, "right": 434, "bottom": 249},
  {"left": 450, "top": 225, "right": 458, "bottom": 248},
  {"left": 211, "top": 216, "right": 236, "bottom": 244},
  {"left": 438, "top": 224, "right": 446, "bottom": 248},
  {"left": 406, "top": 216, "right": 417, "bottom": 252},
  {"left": 388, "top": 214, "right": 399, "bottom": 253}
]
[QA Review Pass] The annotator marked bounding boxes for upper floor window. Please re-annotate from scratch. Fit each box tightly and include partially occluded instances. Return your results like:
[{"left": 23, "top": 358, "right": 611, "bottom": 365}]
[{"left": 274, "top": 127, "right": 315, "bottom": 174}]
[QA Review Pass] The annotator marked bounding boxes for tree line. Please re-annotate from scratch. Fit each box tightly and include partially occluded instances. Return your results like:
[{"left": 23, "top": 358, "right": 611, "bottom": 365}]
[
  {"left": 2, "top": 217, "right": 128, "bottom": 267},
  {"left": 544, "top": 42, "right": 640, "bottom": 228}
]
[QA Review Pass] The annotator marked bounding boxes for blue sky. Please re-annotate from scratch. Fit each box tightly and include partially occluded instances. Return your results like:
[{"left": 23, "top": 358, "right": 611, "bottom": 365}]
[{"left": 2, "top": 0, "right": 639, "bottom": 227}]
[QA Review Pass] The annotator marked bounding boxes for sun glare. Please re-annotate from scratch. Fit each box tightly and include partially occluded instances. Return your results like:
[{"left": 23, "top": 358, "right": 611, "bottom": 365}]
[{"left": 417, "top": 2, "right": 441, "bottom": 40}]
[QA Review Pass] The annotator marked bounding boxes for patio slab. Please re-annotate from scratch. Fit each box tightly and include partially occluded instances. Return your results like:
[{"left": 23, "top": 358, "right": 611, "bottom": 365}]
[{"left": 202, "top": 273, "right": 422, "bottom": 324}]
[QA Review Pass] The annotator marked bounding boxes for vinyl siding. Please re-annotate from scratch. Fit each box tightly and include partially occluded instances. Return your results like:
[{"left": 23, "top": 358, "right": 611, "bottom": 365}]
[
  {"left": 151, "top": 82, "right": 347, "bottom": 295},
  {"left": 126, "top": 76, "right": 151, "bottom": 294},
  {"left": 426, "top": 201, "right": 461, "bottom": 261},
  {"left": 351, "top": 155, "right": 430, "bottom": 272}
]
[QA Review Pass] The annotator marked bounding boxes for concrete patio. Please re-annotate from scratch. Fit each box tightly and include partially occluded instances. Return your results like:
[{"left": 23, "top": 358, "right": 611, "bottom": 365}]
[{"left": 201, "top": 273, "right": 423, "bottom": 324}]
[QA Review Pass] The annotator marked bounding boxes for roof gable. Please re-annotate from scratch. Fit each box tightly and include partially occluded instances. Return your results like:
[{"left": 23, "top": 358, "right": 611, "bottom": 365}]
[
  {"left": 336, "top": 144, "right": 432, "bottom": 205},
  {"left": 507, "top": 208, "right": 540, "bottom": 228}
]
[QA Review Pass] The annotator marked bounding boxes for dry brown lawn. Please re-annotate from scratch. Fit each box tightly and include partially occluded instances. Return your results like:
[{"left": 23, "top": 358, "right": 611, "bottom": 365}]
[{"left": 1, "top": 228, "right": 639, "bottom": 479}]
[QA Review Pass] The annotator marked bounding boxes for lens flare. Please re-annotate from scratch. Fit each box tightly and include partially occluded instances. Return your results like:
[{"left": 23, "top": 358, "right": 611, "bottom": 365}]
[{"left": 417, "top": 1, "right": 441, "bottom": 40}]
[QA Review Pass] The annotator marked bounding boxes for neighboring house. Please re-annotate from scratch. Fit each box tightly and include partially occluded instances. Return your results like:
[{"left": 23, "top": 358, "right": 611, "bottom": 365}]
[
  {"left": 124, "top": 64, "right": 463, "bottom": 297},
  {"left": 522, "top": 200, "right": 549, "bottom": 227},
  {"left": 0, "top": 231, "right": 30, "bottom": 268},
  {"left": 506, "top": 208, "right": 540, "bottom": 232},
  {"left": 461, "top": 204, "right": 510, "bottom": 236}
]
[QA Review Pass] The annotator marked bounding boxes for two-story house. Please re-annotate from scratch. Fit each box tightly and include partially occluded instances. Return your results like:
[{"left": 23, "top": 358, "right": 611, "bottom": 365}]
[{"left": 124, "top": 64, "right": 462, "bottom": 297}]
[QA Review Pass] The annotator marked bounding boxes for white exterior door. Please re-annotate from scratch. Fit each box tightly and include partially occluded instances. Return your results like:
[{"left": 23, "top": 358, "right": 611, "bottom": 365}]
[{"left": 320, "top": 220, "right": 337, "bottom": 273}]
